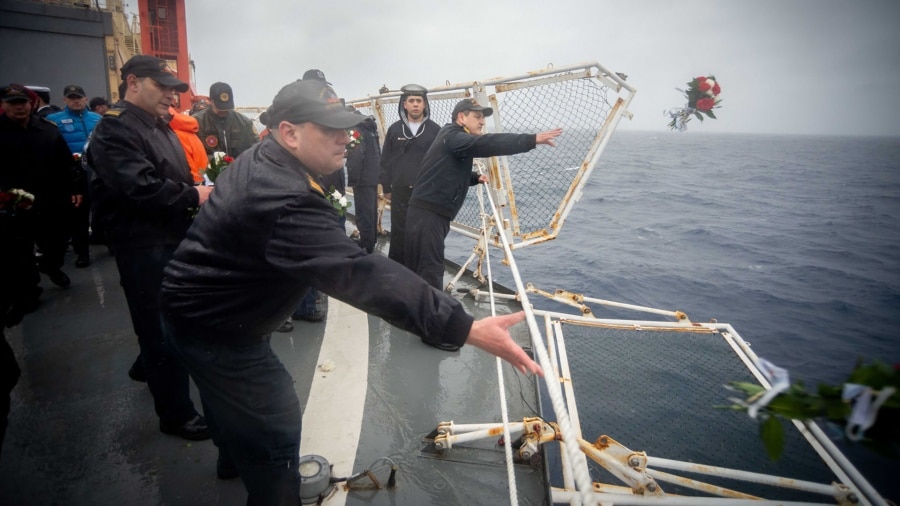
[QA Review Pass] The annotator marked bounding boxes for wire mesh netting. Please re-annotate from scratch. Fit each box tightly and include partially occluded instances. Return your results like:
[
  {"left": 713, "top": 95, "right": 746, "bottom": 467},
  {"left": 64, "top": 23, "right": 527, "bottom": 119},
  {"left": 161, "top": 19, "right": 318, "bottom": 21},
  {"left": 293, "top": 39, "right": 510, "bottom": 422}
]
[
  {"left": 347, "top": 64, "right": 634, "bottom": 249},
  {"left": 552, "top": 323, "right": 840, "bottom": 502}
]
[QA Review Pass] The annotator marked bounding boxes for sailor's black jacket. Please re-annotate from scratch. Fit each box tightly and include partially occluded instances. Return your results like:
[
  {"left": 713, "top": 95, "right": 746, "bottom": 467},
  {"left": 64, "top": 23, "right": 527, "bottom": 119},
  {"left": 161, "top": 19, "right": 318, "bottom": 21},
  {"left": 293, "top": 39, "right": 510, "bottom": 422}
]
[
  {"left": 160, "top": 136, "right": 473, "bottom": 346},
  {"left": 409, "top": 123, "right": 536, "bottom": 220},
  {"left": 87, "top": 101, "right": 198, "bottom": 249}
]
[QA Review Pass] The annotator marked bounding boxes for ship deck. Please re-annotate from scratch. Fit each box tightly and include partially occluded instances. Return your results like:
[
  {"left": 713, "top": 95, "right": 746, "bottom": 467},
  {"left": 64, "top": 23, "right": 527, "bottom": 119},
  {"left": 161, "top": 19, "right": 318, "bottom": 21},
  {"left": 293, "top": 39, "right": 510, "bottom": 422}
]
[{"left": 0, "top": 238, "right": 546, "bottom": 505}]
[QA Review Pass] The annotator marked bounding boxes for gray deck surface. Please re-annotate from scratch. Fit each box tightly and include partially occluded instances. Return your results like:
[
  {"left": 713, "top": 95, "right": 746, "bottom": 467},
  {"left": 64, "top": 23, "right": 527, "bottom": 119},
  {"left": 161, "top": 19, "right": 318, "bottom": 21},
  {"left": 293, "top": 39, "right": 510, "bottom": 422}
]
[{"left": 1, "top": 241, "right": 546, "bottom": 505}]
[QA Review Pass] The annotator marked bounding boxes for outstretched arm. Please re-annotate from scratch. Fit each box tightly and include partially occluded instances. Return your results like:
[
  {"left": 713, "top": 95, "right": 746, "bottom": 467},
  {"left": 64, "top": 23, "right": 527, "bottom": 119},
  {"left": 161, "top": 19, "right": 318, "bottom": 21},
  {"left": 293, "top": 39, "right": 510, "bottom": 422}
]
[
  {"left": 465, "top": 312, "right": 543, "bottom": 377},
  {"left": 536, "top": 128, "right": 563, "bottom": 147}
]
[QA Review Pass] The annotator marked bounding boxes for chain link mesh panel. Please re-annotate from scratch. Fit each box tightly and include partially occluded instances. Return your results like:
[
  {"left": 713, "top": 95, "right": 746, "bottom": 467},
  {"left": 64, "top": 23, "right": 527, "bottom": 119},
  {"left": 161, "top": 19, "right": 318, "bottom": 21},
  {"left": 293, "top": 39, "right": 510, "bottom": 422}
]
[{"left": 348, "top": 63, "right": 635, "bottom": 250}]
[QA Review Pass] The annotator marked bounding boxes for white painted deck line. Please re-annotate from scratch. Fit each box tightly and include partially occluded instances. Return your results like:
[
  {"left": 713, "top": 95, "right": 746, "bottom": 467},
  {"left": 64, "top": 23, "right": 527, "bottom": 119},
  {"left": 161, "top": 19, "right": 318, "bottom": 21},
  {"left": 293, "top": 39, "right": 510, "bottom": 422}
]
[{"left": 299, "top": 297, "right": 369, "bottom": 505}]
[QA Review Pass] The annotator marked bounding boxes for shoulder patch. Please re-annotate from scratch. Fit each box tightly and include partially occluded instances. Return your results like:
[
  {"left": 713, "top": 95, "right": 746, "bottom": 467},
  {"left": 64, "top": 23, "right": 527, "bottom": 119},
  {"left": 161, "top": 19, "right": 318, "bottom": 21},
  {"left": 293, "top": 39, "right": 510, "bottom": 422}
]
[
  {"left": 104, "top": 108, "right": 124, "bottom": 117},
  {"left": 40, "top": 117, "right": 57, "bottom": 126}
]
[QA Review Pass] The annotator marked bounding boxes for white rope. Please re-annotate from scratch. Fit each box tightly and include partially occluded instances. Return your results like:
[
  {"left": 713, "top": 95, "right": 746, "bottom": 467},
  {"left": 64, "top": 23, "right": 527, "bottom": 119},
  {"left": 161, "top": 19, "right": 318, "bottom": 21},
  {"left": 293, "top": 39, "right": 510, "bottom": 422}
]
[
  {"left": 475, "top": 177, "right": 519, "bottom": 506},
  {"left": 475, "top": 163, "right": 595, "bottom": 506}
]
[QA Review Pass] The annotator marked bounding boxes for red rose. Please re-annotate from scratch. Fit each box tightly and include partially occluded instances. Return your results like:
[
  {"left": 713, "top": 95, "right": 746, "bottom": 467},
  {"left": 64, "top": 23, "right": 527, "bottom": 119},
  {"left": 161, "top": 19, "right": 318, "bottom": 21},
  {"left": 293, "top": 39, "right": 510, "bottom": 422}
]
[
  {"left": 695, "top": 76, "right": 707, "bottom": 82},
  {"left": 712, "top": 83, "right": 721, "bottom": 95},
  {"left": 224, "top": 156, "right": 234, "bottom": 163},
  {"left": 695, "top": 97, "right": 715, "bottom": 111},
  {"left": 697, "top": 80, "right": 712, "bottom": 93}
]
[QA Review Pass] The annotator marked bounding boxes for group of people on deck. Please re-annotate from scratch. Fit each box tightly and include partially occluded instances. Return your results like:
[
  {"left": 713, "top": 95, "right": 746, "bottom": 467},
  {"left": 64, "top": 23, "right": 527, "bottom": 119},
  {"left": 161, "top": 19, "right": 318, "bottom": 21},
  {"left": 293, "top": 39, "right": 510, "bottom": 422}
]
[{"left": 1, "top": 54, "right": 559, "bottom": 504}]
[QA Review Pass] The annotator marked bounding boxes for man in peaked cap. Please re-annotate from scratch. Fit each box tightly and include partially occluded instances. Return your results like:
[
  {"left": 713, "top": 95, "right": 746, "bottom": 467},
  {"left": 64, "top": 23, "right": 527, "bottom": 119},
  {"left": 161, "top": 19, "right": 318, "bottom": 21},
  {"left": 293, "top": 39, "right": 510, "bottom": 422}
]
[
  {"left": 301, "top": 68, "right": 331, "bottom": 85},
  {"left": 1, "top": 83, "right": 81, "bottom": 310},
  {"left": 404, "top": 99, "right": 562, "bottom": 308},
  {"left": 47, "top": 84, "right": 102, "bottom": 268},
  {"left": 159, "top": 78, "right": 542, "bottom": 502},
  {"left": 86, "top": 54, "right": 213, "bottom": 441},
  {"left": 193, "top": 81, "right": 257, "bottom": 161}
]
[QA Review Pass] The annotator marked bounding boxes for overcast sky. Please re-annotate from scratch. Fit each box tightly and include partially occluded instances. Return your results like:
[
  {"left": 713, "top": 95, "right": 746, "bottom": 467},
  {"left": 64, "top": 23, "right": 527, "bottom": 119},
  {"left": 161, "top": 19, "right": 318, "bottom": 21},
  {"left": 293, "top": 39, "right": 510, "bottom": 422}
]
[{"left": 159, "top": 0, "right": 899, "bottom": 136}]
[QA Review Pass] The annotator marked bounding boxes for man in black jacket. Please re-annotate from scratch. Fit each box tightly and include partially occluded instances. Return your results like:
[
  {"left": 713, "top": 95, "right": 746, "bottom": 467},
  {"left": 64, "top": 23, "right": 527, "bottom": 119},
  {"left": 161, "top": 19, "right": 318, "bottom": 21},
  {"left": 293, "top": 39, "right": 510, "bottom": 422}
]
[
  {"left": 378, "top": 84, "right": 439, "bottom": 264},
  {"left": 346, "top": 113, "right": 381, "bottom": 253},
  {"left": 158, "top": 79, "right": 542, "bottom": 504},
  {"left": 1, "top": 84, "right": 80, "bottom": 295},
  {"left": 405, "top": 99, "right": 562, "bottom": 297},
  {"left": 87, "top": 55, "right": 213, "bottom": 441}
]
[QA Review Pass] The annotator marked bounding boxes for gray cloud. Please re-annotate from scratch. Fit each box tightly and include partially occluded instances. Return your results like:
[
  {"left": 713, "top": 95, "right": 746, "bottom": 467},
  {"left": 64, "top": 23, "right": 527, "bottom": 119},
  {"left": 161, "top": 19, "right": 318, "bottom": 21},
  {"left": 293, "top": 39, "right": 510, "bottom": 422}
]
[{"left": 171, "top": 0, "right": 900, "bottom": 136}]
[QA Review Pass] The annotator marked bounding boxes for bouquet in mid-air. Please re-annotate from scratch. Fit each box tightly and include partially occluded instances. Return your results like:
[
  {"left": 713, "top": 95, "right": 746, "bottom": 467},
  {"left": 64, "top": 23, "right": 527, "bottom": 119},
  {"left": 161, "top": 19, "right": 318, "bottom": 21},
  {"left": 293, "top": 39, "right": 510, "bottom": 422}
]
[{"left": 666, "top": 75, "right": 722, "bottom": 131}]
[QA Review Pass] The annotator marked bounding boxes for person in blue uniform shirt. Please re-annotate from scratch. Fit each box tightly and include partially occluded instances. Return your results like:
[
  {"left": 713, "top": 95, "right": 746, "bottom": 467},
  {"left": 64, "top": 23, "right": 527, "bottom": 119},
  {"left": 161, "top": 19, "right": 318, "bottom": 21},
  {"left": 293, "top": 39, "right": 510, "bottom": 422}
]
[{"left": 47, "top": 84, "right": 101, "bottom": 267}]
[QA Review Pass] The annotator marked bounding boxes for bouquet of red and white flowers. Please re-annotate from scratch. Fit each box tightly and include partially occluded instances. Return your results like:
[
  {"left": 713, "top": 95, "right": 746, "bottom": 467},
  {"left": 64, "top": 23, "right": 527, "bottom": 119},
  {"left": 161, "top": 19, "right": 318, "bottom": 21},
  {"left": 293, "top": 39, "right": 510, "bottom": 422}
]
[
  {"left": 0, "top": 188, "right": 35, "bottom": 216},
  {"left": 204, "top": 151, "right": 234, "bottom": 184},
  {"left": 667, "top": 75, "right": 723, "bottom": 131},
  {"left": 346, "top": 129, "right": 361, "bottom": 151}
]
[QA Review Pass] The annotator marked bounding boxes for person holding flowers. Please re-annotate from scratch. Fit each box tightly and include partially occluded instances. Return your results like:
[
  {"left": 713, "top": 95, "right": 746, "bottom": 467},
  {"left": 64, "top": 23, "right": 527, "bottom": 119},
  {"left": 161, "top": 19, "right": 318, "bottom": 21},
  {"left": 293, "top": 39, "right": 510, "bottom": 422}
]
[
  {"left": 86, "top": 55, "right": 213, "bottom": 441},
  {"left": 1, "top": 83, "right": 81, "bottom": 294}
]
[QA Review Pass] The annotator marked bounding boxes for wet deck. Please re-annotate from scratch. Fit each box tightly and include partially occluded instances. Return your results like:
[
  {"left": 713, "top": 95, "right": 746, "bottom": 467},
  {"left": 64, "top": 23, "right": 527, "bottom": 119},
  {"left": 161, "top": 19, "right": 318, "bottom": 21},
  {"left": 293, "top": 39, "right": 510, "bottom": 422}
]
[{"left": 1, "top": 240, "right": 546, "bottom": 505}]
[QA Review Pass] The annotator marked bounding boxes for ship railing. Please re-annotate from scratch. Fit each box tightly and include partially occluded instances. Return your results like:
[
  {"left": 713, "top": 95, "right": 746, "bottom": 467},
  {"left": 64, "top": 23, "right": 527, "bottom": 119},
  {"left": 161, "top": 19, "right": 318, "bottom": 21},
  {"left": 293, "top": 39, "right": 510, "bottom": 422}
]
[{"left": 430, "top": 152, "right": 890, "bottom": 506}]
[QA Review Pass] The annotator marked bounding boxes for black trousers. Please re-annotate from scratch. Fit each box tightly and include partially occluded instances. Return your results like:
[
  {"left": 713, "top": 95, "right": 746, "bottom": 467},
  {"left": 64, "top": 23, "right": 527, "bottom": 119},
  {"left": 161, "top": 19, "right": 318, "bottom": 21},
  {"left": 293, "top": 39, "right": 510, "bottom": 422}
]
[
  {"left": 404, "top": 206, "right": 450, "bottom": 291},
  {"left": 35, "top": 206, "right": 70, "bottom": 271},
  {"left": 69, "top": 195, "right": 90, "bottom": 258},
  {"left": 387, "top": 185, "right": 413, "bottom": 264},
  {"left": 353, "top": 185, "right": 378, "bottom": 254},
  {"left": 113, "top": 245, "right": 199, "bottom": 426},
  {"left": 0, "top": 332, "right": 20, "bottom": 462}
]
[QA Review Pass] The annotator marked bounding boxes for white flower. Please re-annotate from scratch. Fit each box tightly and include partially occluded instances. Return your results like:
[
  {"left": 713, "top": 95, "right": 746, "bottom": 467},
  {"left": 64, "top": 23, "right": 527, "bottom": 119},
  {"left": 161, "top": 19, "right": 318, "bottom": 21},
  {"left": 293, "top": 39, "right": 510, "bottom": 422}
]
[
  {"left": 331, "top": 190, "right": 342, "bottom": 200},
  {"left": 338, "top": 196, "right": 348, "bottom": 207},
  {"left": 213, "top": 151, "right": 227, "bottom": 163},
  {"left": 705, "top": 78, "right": 717, "bottom": 96}
]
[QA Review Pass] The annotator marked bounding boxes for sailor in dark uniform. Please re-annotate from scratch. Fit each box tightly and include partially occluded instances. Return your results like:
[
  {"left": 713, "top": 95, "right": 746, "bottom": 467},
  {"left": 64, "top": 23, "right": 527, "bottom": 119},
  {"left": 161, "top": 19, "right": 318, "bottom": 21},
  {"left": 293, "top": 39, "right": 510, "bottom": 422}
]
[
  {"left": 158, "top": 79, "right": 543, "bottom": 503},
  {"left": 86, "top": 55, "right": 213, "bottom": 441},
  {"left": 405, "top": 99, "right": 562, "bottom": 298}
]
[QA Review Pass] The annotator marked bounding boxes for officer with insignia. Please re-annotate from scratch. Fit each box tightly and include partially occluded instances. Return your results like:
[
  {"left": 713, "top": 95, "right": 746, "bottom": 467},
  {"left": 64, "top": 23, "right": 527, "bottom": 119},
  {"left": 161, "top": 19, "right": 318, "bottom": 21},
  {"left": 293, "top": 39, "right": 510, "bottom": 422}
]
[
  {"left": 86, "top": 55, "right": 213, "bottom": 441},
  {"left": 158, "top": 78, "right": 543, "bottom": 502},
  {"left": 192, "top": 81, "right": 257, "bottom": 161}
]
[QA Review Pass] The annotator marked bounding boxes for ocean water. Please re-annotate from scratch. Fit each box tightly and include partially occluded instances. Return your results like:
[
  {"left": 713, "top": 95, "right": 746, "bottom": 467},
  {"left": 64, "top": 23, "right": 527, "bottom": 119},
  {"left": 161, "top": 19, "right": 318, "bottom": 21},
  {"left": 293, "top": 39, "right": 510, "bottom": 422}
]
[{"left": 442, "top": 131, "right": 900, "bottom": 500}]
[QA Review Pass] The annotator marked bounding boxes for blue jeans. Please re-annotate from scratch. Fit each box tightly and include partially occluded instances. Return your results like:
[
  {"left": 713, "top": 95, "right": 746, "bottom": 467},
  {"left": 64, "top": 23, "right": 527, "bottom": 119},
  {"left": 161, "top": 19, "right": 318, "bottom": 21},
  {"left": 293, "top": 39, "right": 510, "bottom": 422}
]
[
  {"left": 292, "top": 289, "right": 318, "bottom": 318},
  {"left": 161, "top": 315, "right": 301, "bottom": 504}
]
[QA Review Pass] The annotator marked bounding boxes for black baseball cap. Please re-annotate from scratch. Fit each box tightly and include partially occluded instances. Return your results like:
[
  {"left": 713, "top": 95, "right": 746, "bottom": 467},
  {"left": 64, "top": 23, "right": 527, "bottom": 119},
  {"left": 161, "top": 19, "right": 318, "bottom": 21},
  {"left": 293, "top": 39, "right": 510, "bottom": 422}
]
[
  {"left": 63, "top": 85, "right": 86, "bottom": 98},
  {"left": 452, "top": 98, "right": 493, "bottom": 119},
  {"left": 302, "top": 69, "right": 331, "bottom": 85},
  {"left": 265, "top": 79, "right": 362, "bottom": 129},
  {"left": 1, "top": 84, "right": 29, "bottom": 102},
  {"left": 89, "top": 96, "right": 109, "bottom": 109},
  {"left": 210, "top": 82, "right": 235, "bottom": 110},
  {"left": 120, "top": 55, "right": 189, "bottom": 92}
]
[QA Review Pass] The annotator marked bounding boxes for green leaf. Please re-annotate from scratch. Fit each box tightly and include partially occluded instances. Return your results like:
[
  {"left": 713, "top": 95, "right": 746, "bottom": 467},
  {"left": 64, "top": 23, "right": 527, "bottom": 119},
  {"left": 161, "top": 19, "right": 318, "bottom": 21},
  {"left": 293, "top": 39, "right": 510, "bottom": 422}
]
[
  {"left": 760, "top": 416, "right": 785, "bottom": 461},
  {"left": 706, "top": 110, "right": 717, "bottom": 120},
  {"left": 694, "top": 111, "right": 704, "bottom": 122},
  {"left": 729, "top": 382, "right": 766, "bottom": 396}
]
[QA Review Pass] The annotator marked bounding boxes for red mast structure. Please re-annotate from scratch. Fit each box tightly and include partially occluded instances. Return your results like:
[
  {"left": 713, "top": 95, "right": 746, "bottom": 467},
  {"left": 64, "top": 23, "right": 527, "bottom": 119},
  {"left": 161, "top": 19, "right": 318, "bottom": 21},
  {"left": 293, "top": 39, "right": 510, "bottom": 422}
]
[{"left": 137, "top": 0, "right": 193, "bottom": 111}]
